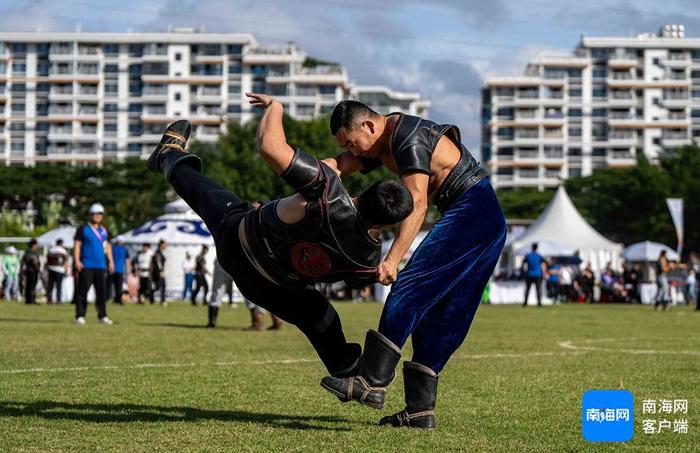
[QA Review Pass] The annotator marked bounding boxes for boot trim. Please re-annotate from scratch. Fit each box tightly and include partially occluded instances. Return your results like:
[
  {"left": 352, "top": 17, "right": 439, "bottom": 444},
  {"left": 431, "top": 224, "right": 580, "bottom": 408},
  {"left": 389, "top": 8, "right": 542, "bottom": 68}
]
[
  {"left": 404, "top": 361, "right": 438, "bottom": 377},
  {"left": 368, "top": 329, "right": 401, "bottom": 354}
]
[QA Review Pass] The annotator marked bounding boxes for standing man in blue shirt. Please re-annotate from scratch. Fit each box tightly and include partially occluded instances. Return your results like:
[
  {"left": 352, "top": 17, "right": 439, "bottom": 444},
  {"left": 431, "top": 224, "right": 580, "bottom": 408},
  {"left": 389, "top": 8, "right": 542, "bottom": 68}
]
[
  {"left": 522, "top": 243, "right": 545, "bottom": 307},
  {"left": 109, "top": 238, "right": 129, "bottom": 305},
  {"left": 73, "top": 203, "right": 114, "bottom": 325}
]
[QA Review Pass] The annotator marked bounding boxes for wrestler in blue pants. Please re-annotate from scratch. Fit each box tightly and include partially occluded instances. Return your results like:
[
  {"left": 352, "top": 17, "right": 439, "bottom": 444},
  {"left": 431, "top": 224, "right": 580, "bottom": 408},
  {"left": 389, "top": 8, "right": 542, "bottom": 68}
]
[
  {"left": 379, "top": 178, "right": 506, "bottom": 373},
  {"left": 321, "top": 179, "right": 506, "bottom": 428}
]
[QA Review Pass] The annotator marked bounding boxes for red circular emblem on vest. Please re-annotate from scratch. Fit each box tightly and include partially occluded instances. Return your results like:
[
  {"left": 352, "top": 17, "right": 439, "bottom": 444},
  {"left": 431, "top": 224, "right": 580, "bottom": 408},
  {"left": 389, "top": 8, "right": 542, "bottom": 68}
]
[{"left": 290, "top": 242, "right": 332, "bottom": 277}]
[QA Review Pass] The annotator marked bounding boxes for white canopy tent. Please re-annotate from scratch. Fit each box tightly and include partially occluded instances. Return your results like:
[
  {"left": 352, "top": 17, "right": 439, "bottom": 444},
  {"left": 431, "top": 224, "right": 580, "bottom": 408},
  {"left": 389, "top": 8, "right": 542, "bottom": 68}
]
[
  {"left": 514, "top": 239, "right": 574, "bottom": 257},
  {"left": 510, "top": 186, "right": 623, "bottom": 273},
  {"left": 623, "top": 241, "right": 679, "bottom": 262},
  {"left": 37, "top": 225, "right": 77, "bottom": 248},
  {"left": 116, "top": 198, "right": 217, "bottom": 299}
]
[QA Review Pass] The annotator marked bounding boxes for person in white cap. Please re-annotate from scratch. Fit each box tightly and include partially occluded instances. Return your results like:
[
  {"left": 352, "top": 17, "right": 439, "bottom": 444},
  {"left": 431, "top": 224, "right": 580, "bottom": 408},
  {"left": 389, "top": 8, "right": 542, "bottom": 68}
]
[
  {"left": 2, "top": 246, "right": 20, "bottom": 301},
  {"left": 72, "top": 203, "right": 114, "bottom": 325}
]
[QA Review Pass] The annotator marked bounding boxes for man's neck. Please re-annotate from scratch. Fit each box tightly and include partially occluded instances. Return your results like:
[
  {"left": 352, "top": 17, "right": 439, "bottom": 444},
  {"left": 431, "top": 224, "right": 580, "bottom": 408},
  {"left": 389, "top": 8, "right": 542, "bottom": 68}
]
[{"left": 89, "top": 221, "right": 100, "bottom": 227}]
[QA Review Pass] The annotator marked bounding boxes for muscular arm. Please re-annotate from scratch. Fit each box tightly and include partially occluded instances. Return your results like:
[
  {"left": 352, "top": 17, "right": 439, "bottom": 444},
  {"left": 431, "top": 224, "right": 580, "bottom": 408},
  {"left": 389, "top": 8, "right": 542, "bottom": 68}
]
[
  {"left": 322, "top": 151, "right": 365, "bottom": 177},
  {"left": 247, "top": 93, "right": 295, "bottom": 175},
  {"left": 379, "top": 172, "right": 430, "bottom": 284}
]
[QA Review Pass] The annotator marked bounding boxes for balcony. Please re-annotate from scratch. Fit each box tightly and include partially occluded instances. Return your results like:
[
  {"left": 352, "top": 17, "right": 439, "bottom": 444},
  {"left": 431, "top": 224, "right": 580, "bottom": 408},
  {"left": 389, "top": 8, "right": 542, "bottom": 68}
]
[
  {"left": 607, "top": 57, "right": 639, "bottom": 68},
  {"left": 662, "top": 54, "right": 690, "bottom": 68},
  {"left": 661, "top": 96, "right": 690, "bottom": 108},
  {"left": 661, "top": 133, "right": 691, "bottom": 147}
]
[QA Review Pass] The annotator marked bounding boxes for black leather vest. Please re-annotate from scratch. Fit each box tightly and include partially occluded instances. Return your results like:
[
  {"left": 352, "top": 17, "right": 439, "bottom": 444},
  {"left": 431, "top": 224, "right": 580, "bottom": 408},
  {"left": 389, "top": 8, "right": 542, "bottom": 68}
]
[
  {"left": 243, "top": 148, "right": 381, "bottom": 289},
  {"left": 362, "top": 113, "right": 488, "bottom": 212}
]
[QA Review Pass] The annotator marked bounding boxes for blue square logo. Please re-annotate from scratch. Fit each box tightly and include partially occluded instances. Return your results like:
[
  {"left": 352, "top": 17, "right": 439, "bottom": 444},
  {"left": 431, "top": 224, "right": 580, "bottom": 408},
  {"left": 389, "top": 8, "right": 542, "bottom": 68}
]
[{"left": 582, "top": 390, "right": 634, "bottom": 442}]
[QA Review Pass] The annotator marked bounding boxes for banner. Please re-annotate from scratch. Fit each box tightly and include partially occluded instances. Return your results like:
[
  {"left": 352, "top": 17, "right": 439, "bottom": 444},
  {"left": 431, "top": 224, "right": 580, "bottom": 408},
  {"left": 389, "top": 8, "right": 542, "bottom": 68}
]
[{"left": 666, "top": 198, "right": 684, "bottom": 256}]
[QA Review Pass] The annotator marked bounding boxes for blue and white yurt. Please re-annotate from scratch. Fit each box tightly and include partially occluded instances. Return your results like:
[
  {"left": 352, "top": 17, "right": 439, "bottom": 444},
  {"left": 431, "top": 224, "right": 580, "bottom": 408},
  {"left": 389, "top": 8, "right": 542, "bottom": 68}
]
[{"left": 116, "top": 198, "right": 217, "bottom": 299}]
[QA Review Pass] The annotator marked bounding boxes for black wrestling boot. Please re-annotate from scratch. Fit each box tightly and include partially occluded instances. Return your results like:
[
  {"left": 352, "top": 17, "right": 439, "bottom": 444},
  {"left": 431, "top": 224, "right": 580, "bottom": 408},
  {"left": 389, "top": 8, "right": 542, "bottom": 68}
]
[
  {"left": 207, "top": 305, "right": 218, "bottom": 328},
  {"left": 320, "top": 330, "right": 401, "bottom": 409},
  {"left": 379, "top": 361, "right": 438, "bottom": 429},
  {"left": 147, "top": 120, "right": 201, "bottom": 181}
]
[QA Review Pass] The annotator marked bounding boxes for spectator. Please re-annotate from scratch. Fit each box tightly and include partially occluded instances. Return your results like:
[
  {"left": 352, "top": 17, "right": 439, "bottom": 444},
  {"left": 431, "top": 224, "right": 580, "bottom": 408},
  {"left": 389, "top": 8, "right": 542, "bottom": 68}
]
[
  {"left": 623, "top": 263, "right": 641, "bottom": 303},
  {"left": 521, "top": 243, "right": 545, "bottom": 307},
  {"left": 578, "top": 263, "right": 595, "bottom": 303},
  {"left": 558, "top": 265, "right": 573, "bottom": 302},
  {"left": 73, "top": 203, "right": 114, "bottom": 325},
  {"left": 191, "top": 245, "right": 209, "bottom": 305},
  {"left": 546, "top": 258, "right": 561, "bottom": 303},
  {"left": 685, "top": 269, "right": 697, "bottom": 307},
  {"left": 20, "top": 239, "right": 41, "bottom": 305},
  {"left": 109, "top": 238, "right": 130, "bottom": 305},
  {"left": 150, "top": 239, "right": 167, "bottom": 305},
  {"left": 134, "top": 243, "right": 152, "bottom": 304},
  {"left": 181, "top": 251, "right": 195, "bottom": 301},
  {"left": 655, "top": 251, "right": 672, "bottom": 310},
  {"left": 46, "top": 238, "right": 69, "bottom": 304},
  {"left": 2, "top": 246, "right": 20, "bottom": 301}
]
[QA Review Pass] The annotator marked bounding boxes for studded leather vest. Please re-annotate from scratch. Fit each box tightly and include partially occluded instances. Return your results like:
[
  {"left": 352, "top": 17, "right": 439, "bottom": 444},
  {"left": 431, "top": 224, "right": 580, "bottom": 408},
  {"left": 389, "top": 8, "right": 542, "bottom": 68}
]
[
  {"left": 242, "top": 148, "right": 381, "bottom": 289},
  {"left": 361, "top": 113, "right": 488, "bottom": 212}
]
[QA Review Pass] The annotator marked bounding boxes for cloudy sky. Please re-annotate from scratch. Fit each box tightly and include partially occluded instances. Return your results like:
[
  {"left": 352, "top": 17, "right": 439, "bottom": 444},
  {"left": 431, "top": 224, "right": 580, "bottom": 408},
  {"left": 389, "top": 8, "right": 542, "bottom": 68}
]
[{"left": 0, "top": 0, "right": 698, "bottom": 158}]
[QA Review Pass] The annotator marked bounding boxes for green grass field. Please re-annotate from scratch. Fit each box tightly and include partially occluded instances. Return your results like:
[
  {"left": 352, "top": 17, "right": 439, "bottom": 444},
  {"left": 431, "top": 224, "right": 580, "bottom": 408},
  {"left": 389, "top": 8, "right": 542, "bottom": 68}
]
[{"left": 0, "top": 301, "right": 698, "bottom": 452}]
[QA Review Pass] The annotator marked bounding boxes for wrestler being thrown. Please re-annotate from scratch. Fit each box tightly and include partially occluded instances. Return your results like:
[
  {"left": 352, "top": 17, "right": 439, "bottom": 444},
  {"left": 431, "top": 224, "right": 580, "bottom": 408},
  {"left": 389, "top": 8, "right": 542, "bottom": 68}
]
[{"left": 146, "top": 92, "right": 413, "bottom": 378}]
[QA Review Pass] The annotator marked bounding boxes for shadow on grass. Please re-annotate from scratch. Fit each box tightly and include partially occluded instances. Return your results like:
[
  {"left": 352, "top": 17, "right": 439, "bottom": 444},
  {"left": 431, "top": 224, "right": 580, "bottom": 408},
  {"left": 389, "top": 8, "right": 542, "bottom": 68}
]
[
  {"left": 0, "top": 400, "right": 352, "bottom": 431},
  {"left": 135, "top": 322, "right": 243, "bottom": 331},
  {"left": 0, "top": 317, "right": 67, "bottom": 324}
]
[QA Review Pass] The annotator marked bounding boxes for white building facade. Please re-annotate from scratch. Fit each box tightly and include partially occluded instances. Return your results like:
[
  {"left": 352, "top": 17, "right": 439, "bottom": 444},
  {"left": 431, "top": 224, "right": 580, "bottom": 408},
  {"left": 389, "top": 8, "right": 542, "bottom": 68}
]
[
  {"left": 483, "top": 25, "right": 699, "bottom": 190},
  {"left": 0, "top": 30, "right": 430, "bottom": 166}
]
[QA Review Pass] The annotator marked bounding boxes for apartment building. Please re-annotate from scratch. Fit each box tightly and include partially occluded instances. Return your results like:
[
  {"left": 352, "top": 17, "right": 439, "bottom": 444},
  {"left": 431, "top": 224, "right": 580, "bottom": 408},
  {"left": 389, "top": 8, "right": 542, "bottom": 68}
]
[
  {"left": 0, "top": 29, "right": 429, "bottom": 166},
  {"left": 482, "top": 25, "right": 698, "bottom": 190}
]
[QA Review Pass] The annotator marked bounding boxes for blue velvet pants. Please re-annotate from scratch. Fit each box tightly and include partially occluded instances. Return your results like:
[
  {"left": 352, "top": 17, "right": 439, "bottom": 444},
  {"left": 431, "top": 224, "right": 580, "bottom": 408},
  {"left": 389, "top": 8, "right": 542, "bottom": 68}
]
[{"left": 378, "top": 179, "right": 506, "bottom": 373}]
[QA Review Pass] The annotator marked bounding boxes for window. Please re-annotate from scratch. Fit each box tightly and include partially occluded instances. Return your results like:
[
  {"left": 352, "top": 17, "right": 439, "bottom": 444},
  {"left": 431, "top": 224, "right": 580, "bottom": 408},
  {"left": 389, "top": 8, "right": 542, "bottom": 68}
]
[
  {"left": 228, "top": 84, "right": 241, "bottom": 94},
  {"left": 320, "top": 86, "right": 336, "bottom": 95},
  {"left": 104, "top": 123, "right": 117, "bottom": 132},
  {"left": 568, "top": 108, "right": 582, "bottom": 117},
  {"left": 569, "top": 168, "right": 582, "bottom": 177},
  {"left": 11, "top": 103, "right": 25, "bottom": 113},
  {"left": 592, "top": 108, "right": 607, "bottom": 117},
  {"left": 10, "top": 43, "right": 27, "bottom": 54},
  {"left": 692, "top": 110, "right": 700, "bottom": 118},
  {"left": 12, "top": 61, "right": 26, "bottom": 74},
  {"left": 128, "top": 143, "right": 141, "bottom": 152},
  {"left": 592, "top": 87, "right": 607, "bottom": 98},
  {"left": 228, "top": 44, "right": 243, "bottom": 54},
  {"left": 175, "top": 52, "right": 182, "bottom": 61},
  {"left": 10, "top": 122, "right": 25, "bottom": 131},
  {"left": 653, "top": 57, "right": 660, "bottom": 66},
  {"left": 103, "top": 142, "right": 117, "bottom": 152},
  {"left": 174, "top": 93, "right": 181, "bottom": 101},
  {"left": 568, "top": 88, "right": 582, "bottom": 98},
  {"left": 128, "top": 44, "right": 143, "bottom": 57},
  {"left": 228, "top": 64, "right": 242, "bottom": 74},
  {"left": 104, "top": 43, "right": 120, "bottom": 55},
  {"left": 568, "top": 147, "right": 582, "bottom": 156},
  {"left": 36, "top": 43, "right": 49, "bottom": 55},
  {"left": 592, "top": 148, "right": 607, "bottom": 156},
  {"left": 36, "top": 83, "right": 50, "bottom": 92},
  {"left": 105, "top": 83, "right": 118, "bottom": 95},
  {"left": 11, "top": 83, "right": 26, "bottom": 93},
  {"left": 128, "top": 103, "right": 143, "bottom": 113},
  {"left": 11, "top": 141, "right": 24, "bottom": 151},
  {"left": 568, "top": 68, "right": 582, "bottom": 78},
  {"left": 104, "top": 103, "right": 118, "bottom": 113},
  {"left": 227, "top": 104, "right": 241, "bottom": 114},
  {"left": 568, "top": 127, "right": 582, "bottom": 137},
  {"left": 592, "top": 67, "right": 607, "bottom": 78},
  {"left": 104, "top": 63, "right": 118, "bottom": 73},
  {"left": 128, "top": 122, "right": 143, "bottom": 136}
]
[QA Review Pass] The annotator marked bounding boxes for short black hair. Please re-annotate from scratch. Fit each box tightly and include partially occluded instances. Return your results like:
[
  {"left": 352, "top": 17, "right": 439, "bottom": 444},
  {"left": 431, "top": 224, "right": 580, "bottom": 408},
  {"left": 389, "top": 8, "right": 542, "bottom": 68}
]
[
  {"left": 56, "top": 239, "right": 63, "bottom": 246},
  {"left": 356, "top": 180, "right": 413, "bottom": 227},
  {"left": 330, "top": 101, "right": 379, "bottom": 135},
  {"left": 532, "top": 243, "right": 538, "bottom": 251}
]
